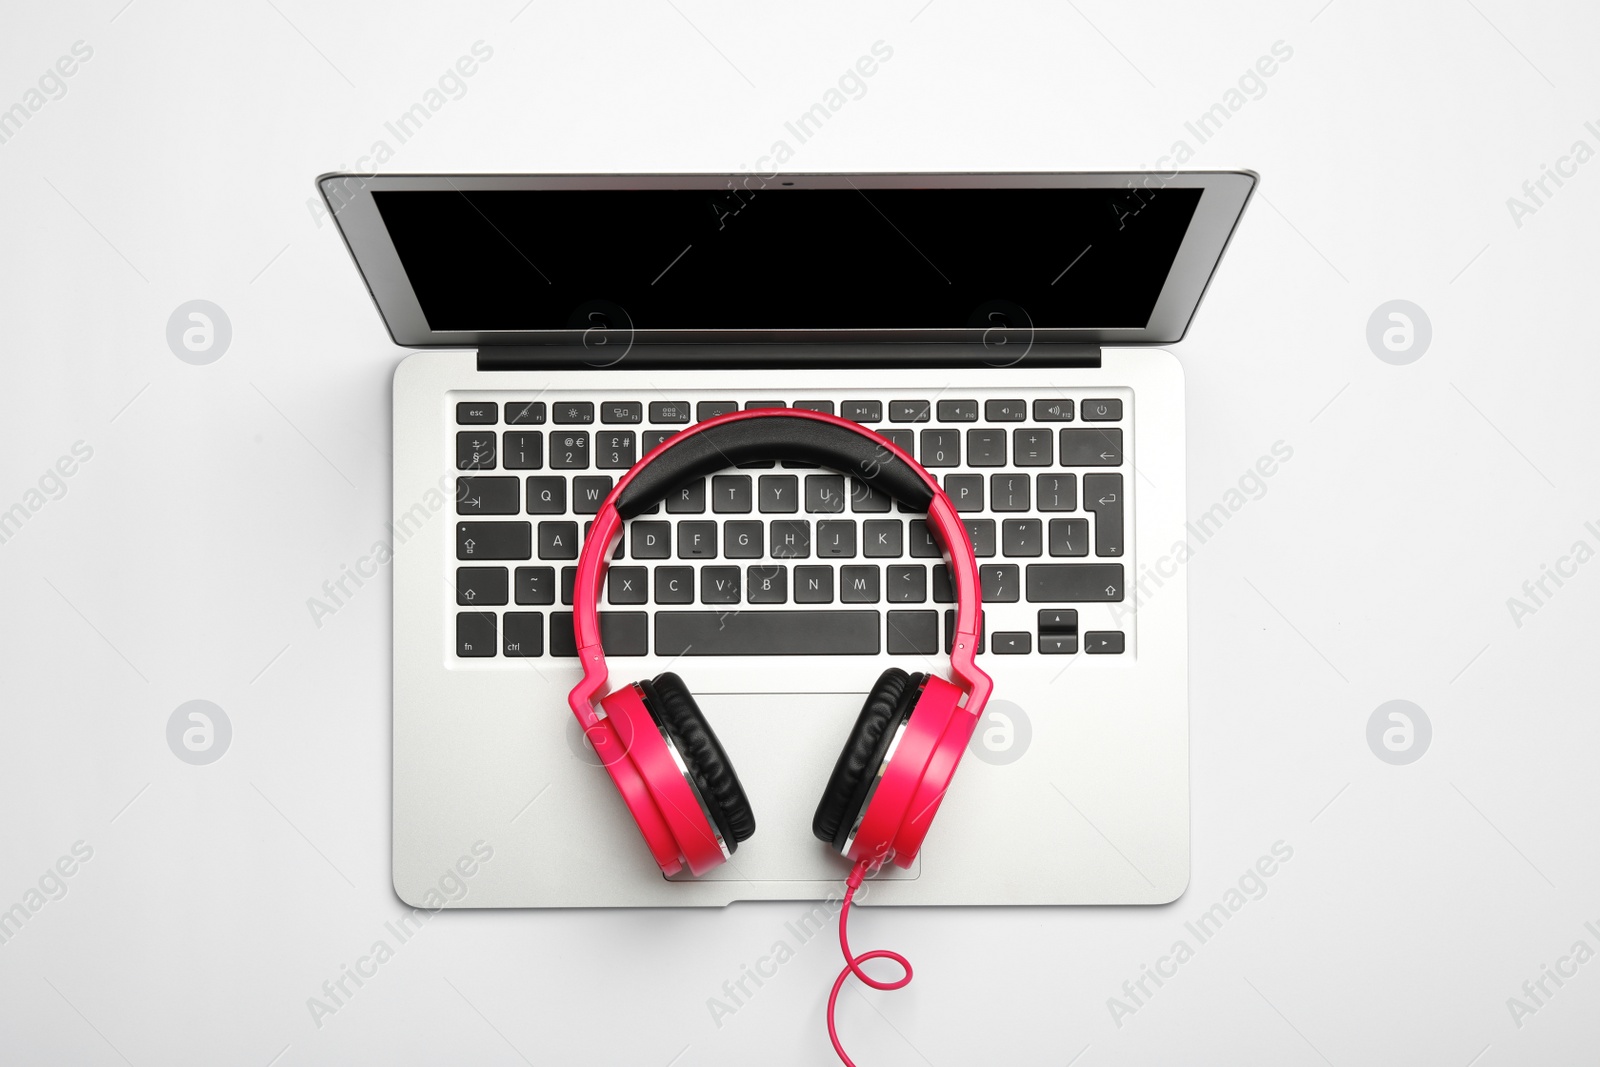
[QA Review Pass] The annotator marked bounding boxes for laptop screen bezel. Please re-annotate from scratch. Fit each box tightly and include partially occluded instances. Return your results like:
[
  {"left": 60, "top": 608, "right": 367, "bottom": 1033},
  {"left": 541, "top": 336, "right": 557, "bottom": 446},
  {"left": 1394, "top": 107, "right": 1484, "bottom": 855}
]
[{"left": 319, "top": 171, "right": 1256, "bottom": 348}]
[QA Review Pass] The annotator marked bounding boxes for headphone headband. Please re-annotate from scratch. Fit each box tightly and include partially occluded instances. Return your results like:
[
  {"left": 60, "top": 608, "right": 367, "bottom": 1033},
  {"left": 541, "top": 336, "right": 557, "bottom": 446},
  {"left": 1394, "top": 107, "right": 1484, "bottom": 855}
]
[{"left": 568, "top": 408, "right": 992, "bottom": 726}]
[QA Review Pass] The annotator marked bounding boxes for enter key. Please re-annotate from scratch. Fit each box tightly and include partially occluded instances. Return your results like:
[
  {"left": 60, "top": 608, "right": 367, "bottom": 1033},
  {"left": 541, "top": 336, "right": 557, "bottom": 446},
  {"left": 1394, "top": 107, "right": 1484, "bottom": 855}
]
[{"left": 1084, "top": 473, "right": 1123, "bottom": 557}]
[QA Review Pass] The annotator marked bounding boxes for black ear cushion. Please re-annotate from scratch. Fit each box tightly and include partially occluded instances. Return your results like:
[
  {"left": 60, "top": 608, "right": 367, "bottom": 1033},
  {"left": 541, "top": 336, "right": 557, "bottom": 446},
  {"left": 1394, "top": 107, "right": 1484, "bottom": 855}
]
[
  {"left": 639, "top": 672, "right": 756, "bottom": 850},
  {"left": 813, "top": 669, "right": 926, "bottom": 850}
]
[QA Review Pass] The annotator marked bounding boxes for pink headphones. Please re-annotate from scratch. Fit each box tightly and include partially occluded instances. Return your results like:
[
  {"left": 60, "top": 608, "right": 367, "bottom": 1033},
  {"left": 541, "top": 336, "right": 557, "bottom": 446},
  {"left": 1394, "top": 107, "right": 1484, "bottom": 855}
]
[{"left": 567, "top": 407, "right": 993, "bottom": 878}]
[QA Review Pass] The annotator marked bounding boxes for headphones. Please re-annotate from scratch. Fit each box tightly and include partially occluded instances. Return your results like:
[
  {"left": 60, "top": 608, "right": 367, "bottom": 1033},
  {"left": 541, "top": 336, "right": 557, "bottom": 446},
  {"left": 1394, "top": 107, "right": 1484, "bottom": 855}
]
[{"left": 567, "top": 407, "right": 994, "bottom": 878}]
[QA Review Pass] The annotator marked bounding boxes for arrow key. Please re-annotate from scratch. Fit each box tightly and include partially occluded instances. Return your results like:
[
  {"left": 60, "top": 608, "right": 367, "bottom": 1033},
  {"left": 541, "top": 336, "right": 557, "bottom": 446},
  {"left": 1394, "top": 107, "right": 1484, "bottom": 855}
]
[{"left": 1084, "top": 631, "right": 1125, "bottom": 654}]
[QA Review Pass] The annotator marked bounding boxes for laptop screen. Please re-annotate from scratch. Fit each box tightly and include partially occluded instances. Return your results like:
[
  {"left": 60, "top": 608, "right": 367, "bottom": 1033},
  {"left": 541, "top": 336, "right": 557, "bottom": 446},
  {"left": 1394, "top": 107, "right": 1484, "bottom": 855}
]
[{"left": 371, "top": 186, "right": 1203, "bottom": 333}]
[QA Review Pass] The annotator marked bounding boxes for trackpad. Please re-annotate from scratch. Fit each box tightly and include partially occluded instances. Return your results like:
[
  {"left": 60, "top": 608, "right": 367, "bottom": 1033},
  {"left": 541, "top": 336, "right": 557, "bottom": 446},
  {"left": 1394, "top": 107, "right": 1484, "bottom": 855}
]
[{"left": 665, "top": 691, "right": 921, "bottom": 884}]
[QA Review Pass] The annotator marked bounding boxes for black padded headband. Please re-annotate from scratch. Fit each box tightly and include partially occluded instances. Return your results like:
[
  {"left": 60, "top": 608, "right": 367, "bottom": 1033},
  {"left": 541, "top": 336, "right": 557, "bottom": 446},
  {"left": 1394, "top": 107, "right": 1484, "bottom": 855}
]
[{"left": 613, "top": 414, "right": 936, "bottom": 520}]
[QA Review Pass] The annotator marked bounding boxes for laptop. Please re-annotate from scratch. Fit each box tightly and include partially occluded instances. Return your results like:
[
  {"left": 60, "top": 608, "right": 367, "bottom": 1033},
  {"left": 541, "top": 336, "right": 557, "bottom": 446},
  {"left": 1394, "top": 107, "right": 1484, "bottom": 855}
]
[{"left": 320, "top": 171, "right": 1256, "bottom": 907}]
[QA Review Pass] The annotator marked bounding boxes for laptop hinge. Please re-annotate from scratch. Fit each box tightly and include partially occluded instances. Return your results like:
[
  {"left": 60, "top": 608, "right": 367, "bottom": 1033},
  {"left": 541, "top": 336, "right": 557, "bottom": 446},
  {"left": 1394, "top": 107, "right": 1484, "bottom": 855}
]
[{"left": 475, "top": 342, "right": 1102, "bottom": 372}]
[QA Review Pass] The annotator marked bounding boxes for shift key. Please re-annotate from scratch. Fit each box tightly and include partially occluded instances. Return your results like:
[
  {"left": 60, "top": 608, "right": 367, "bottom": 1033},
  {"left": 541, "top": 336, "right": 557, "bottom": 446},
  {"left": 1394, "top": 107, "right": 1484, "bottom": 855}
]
[
  {"left": 457, "top": 522, "right": 532, "bottom": 560},
  {"left": 1025, "top": 564, "right": 1124, "bottom": 602},
  {"left": 1083, "top": 473, "right": 1123, "bottom": 556}
]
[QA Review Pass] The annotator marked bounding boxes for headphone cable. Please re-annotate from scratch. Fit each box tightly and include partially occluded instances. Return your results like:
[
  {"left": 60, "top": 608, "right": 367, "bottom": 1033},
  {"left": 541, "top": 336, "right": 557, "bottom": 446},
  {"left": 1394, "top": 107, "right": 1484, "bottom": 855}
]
[{"left": 827, "top": 859, "right": 916, "bottom": 1066}]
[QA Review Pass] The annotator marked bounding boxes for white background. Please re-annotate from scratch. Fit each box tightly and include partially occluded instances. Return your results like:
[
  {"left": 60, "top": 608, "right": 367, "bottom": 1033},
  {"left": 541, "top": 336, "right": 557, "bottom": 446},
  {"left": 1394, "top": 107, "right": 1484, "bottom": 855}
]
[{"left": 2, "top": 1, "right": 1598, "bottom": 1064}]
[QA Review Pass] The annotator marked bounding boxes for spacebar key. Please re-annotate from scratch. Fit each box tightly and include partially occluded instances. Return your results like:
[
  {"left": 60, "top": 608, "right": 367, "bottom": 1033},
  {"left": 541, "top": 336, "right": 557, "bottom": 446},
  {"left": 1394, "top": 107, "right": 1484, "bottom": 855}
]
[
  {"left": 655, "top": 611, "right": 881, "bottom": 655},
  {"left": 1025, "top": 564, "right": 1125, "bottom": 602}
]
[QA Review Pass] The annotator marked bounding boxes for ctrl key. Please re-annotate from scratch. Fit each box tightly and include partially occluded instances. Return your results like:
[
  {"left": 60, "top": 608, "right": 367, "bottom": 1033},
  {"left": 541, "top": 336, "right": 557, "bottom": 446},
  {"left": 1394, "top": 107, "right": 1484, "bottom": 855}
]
[{"left": 456, "top": 612, "right": 496, "bottom": 657}]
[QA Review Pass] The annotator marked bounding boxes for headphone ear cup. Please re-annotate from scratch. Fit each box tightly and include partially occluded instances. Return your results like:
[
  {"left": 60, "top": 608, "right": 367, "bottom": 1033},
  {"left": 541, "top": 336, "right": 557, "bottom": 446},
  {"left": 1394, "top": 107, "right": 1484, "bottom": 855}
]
[
  {"left": 639, "top": 672, "right": 756, "bottom": 850},
  {"left": 813, "top": 669, "right": 925, "bottom": 851}
]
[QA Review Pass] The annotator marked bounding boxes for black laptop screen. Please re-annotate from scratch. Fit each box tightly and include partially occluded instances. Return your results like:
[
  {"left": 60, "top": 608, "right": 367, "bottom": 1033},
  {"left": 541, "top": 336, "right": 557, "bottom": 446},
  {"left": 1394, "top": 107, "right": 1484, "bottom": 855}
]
[{"left": 372, "top": 186, "right": 1202, "bottom": 332}]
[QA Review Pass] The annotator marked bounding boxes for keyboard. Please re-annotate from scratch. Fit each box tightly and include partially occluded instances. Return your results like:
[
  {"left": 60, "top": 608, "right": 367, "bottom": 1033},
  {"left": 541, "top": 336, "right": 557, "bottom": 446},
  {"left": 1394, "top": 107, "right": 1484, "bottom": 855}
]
[{"left": 449, "top": 392, "right": 1130, "bottom": 661}]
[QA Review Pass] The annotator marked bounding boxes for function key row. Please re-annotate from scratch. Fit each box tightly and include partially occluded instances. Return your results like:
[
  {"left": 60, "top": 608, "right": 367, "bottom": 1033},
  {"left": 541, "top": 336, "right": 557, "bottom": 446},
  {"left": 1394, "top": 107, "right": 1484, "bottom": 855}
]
[{"left": 459, "top": 398, "right": 1124, "bottom": 426}]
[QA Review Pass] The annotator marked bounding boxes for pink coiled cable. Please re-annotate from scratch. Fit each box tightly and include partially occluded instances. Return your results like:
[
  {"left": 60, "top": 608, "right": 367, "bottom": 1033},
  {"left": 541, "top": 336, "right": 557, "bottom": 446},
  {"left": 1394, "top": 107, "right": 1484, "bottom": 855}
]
[{"left": 826, "top": 860, "right": 916, "bottom": 1066}]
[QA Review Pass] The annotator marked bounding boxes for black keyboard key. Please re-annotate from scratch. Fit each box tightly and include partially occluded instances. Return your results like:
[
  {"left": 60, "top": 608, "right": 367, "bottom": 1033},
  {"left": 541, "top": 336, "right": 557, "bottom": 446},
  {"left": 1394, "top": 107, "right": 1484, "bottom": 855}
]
[
  {"left": 1085, "top": 631, "right": 1125, "bottom": 654},
  {"left": 887, "top": 565, "right": 926, "bottom": 603},
  {"left": 944, "top": 474, "right": 983, "bottom": 513},
  {"left": 649, "top": 400, "right": 691, "bottom": 423},
  {"left": 630, "top": 521, "right": 671, "bottom": 559},
  {"left": 526, "top": 476, "right": 565, "bottom": 514},
  {"left": 697, "top": 400, "right": 738, "bottom": 421},
  {"left": 457, "top": 522, "right": 531, "bottom": 560},
  {"left": 561, "top": 566, "right": 577, "bottom": 605},
  {"left": 1002, "top": 518, "right": 1042, "bottom": 557},
  {"left": 457, "top": 402, "right": 497, "bottom": 424},
  {"left": 667, "top": 479, "right": 706, "bottom": 513},
  {"left": 980, "top": 564, "right": 1020, "bottom": 603},
  {"left": 990, "top": 473, "right": 1030, "bottom": 512},
  {"left": 572, "top": 476, "right": 613, "bottom": 515},
  {"left": 759, "top": 474, "right": 800, "bottom": 513},
  {"left": 863, "top": 519, "right": 903, "bottom": 558},
  {"left": 655, "top": 567, "right": 694, "bottom": 604},
  {"left": 676, "top": 521, "right": 716, "bottom": 559},
  {"left": 1033, "top": 399, "right": 1074, "bottom": 422},
  {"left": 712, "top": 475, "right": 753, "bottom": 513},
  {"left": 747, "top": 564, "right": 787, "bottom": 603},
  {"left": 700, "top": 567, "right": 741, "bottom": 604},
  {"left": 457, "top": 477, "right": 519, "bottom": 515},
  {"left": 502, "top": 431, "right": 543, "bottom": 470},
  {"left": 944, "top": 608, "right": 986, "bottom": 654},
  {"left": 1038, "top": 608, "right": 1078, "bottom": 654},
  {"left": 1049, "top": 518, "right": 1089, "bottom": 557},
  {"left": 656, "top": 610, "right": 879, "bottom": 655},
  {"left": 502, "top": 612, "right": 543, "bottom": 657},
  {"left": 794, "top": 566, "right": 833, "bottom": 604},
  {"left": 889, "top": 400, "right": 930, "bottom": 422},
  {"left": 842, "top": 400, "right": 882, "bottom": 423},
  {"left": 1082, "top": 399, "right": 1122, "bottom": 422},
  {"left": 886, "top": 610, "right": 938, "bottom": 655},
  {"left": 985, "top": 399, "right": 1026, "bottom": 422},
  {"left": 932, "top": 564, "right": 954, "bottom": 603},
  {"left": 550, "top": 611, "right": 647, "bottom": 656},
  {"left": 515, "top": 566, "right": 555, "bottom": 605},
  {"left": 840, "top": 565, "right": 880, "bottom": 603},
  {"left": 724, "top": 521, "right": 763, "bottom": 558},
  {"left": 456, "top": 431, "right": 497, "bottom": 470},
  {"left": 1084, "top": 473, "right": 1124, "bottom": 556},
  {"left": 456, "top": 612, "right": 496, "bottom": 657},
  {"left": 920, "top": 429, "right": 960, "bottom": 467},
  {"left": 908, "top": 520, "right": 940, "bottom": 558},
  {"left": 963, "top": 518, "right": 996, "bottom": 557},
  {"left": 456, "top": 567, "right": 508, "bottom": 606},
  {"left": 601, "top": 401, "right": 642, "bottom": 424},
  {"left": 1036, "top": 474, "right": 1076, "bottom": 511},
  {"left": 992, "top": 631, "right": 1031, "bottom": 655},
  {"left": 770, "top": 519, "right": 810, "bottom": 559},
  {"left": 937, "top": 399, "right": 978, "bottom": 422},
  {"left": 550, "top": 432, "right": 590, "bottom": 470},
  {"left": 817, "top": 519, "right": 857, "bottom": 557},
  {"left": 805, "top": 475, "right": 846, "bottom": 513},
  {"left": 596, "top": 431, "right": 636, "bottom": 469},
  {"left": 1060, "top": 428, "right": 1123, "bottom": 466},
  {"left": 535, "top": 521, "right": 578, "bottom": 560},
  {"left": 966, "top": 429, "right": 1006, "bottom": 467},
  {"left": 794, "top": 400, "right": 835, "bottom": 414},
  {"left": 1013, "top": 428, "right": 1053, "bottom": 467},
  {"left": 643, "top": 430, "right": 677, "bottom": 453},
  {"left": 1025, "top": 564, "right": 1125, "bottom": 602},
  {"left": 505, "top": 401, "right": 546, "bottom": 425},
  {"left": 608, "top": 567, "right": 648, "bottom": 605},
  {"left": 745, "top": 400, "right": 785, "bottom": 410},
  {"left": 850, "top": 479, "right": 892, "bottom": 513},
  {"left": 553, "top": 402, "right": 594, "bottom": 424}
]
